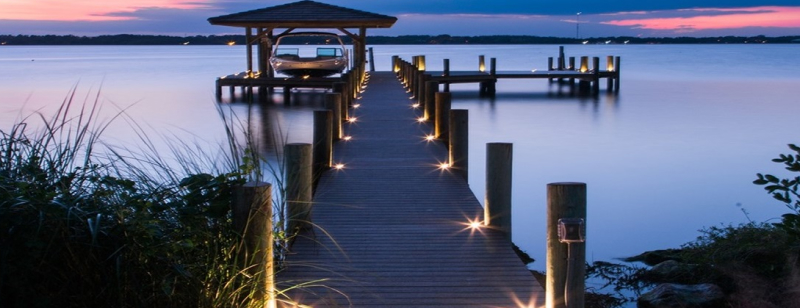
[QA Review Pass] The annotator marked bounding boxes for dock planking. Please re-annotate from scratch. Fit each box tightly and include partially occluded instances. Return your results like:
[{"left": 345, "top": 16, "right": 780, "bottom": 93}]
[{"left": 277, "top": 72, "right": 544, "bottom": 307}]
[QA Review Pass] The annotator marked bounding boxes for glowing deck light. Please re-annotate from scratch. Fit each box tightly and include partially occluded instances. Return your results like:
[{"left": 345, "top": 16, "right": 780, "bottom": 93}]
[
  {"left": 342, "top": 135, "right": 353, "bottom": 141},
  {"left": 606, "top": 55, "right": 615, "bottom": 71},
  {"left": 469, "top": 220, "right": 483, "bottom": 230},
  {"left": 352, "top": 103, "right": 361, "bottom": 109},
  {"left": 333, "top": 163, "right": 345, "bottom": 170},
  {"left": 227, "top": 41, "right": 236, "bottom": 46},
  {"left": 439, "top": 162, "right": 450, "bottom": 170},
  {"left": 417, "top": 117, "right": 427, "bottom": 123},
  {"left": 425, "top": 134, "right": 436, "bottom": 142},
  {"left": 347, "top": 117, "right": 357, "bottom": 123},
  {"left": 411, "top": 103, "right": 420, "bottom": 108}
]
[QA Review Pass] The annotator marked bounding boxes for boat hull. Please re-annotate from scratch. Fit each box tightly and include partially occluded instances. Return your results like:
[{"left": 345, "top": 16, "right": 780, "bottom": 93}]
[{"left": 270, "top": 57, "right": 347, "bottom": 78}]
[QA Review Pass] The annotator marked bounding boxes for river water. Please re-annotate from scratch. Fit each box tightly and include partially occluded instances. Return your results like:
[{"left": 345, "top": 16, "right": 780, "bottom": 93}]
[{"left": 2, "top": 44, "right": 799, "bottom": 277}]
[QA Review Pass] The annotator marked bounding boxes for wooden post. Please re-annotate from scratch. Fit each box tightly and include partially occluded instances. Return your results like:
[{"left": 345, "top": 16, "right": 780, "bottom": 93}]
[
  {"left": 312, "top": 110, "right": 332, "bottom": 193},
  {"left": 368, "top": 47, "right": 375, "bottom": 72},
  {"left": 232, "top": 182, "right": 275, "bottom": 308},
  {"left": 435, "top": 92, "right": 451, "bottom": 141},
  {"left": 443, "top": 59, "right": 451, "bottom": 92},
  {"left": 418, "top": 55, "right": 426, "bottom": 72},
  {"left": 424, "top": 80, "right": 438, "bottom": 120},
  {"left": 546, "top": 182, "right": 587, "bottom": 308},
  {"left": 215, "top": 79, "right": 222, "bottom": 100},
  {"left": 417, "top": 74, "right": 429, "bottom": 107},
  {"left": 614, "top": 56, "right": 621, "bottom": 93},
  {"left": 449, "top": 109, "right": 469, "bottom": 181},
  {"left": 548, "top": 57, "right": 554, "bottom": 82},
  {"left": 285, "top": 143, "right": 312, "bottom": 234},
  {"left": 479, "top": 55, "right": 486, "bottom": 72},
  {"left": 490, "top": 58, "right": 496, "bottom": 76},
  {"left": 569, "top": 57, "right": 576, "bottom": 86},
  {"left": 333, "top": 82, "right": 349, "bottom": 122},
  {"left": 392, "top": 55, "right": 399, "bottom": 73},
  {"left": 558, "top": 46, "right": 565, "bottom": 70},
  {"left": 592, "top": 57, "right": 600, "bottom": 96},
  {"left": 326, "top": 93, "right": 342, "bottom": 140},
  {"left": 485, "top": 143, "right": 513, "bottom": 242},
  {"left": 283, "top": 87, "right": 291, "bottom": 105}
]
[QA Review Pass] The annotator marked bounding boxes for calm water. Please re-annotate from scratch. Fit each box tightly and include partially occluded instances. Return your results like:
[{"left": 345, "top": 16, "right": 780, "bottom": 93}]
[{"left": 2, "top": 44, "right": 800, "bottom": 274}]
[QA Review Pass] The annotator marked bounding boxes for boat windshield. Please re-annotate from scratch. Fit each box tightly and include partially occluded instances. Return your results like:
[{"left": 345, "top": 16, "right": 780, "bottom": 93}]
[{"left": 317, "top": 48, "right": 343, "bottom": 58}]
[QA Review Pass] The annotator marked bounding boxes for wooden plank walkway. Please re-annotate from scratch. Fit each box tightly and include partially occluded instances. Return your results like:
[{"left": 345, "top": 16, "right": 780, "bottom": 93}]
[{"left": 277, "top": 72, "right": 544, "bottom": 307}]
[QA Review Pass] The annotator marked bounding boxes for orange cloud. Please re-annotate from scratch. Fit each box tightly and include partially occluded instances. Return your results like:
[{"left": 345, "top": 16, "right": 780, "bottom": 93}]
[
  {"left": 603, "top": 6, "right": 800, "bottom": 31},
  {"left": 0, "top": 0, "right": 212, "bottom": 21}
]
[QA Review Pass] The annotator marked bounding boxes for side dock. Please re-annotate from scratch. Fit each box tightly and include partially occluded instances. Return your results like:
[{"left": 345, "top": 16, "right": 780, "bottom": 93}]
[{"left": 276, "top": 71, "right": 545, "bottom": 307}]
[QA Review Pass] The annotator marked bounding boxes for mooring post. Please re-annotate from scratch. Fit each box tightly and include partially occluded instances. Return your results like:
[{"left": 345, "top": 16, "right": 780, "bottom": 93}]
[
  {"left": 326, "top": 93, "right": 343, "bottom": 140},
  {"left": 368, "top": 47, "right": 375, "bottom": 72},
  {"left": 485, "top": 143, "right": 513, "bottom": 242},
  {"left": 578, "top": 56, "right": 590, "bottom": 96},
  {"left": 546, "top": 182, "right": 587, "bottom": 308},
  {"left": 614, "top": 56, "right": 621, "bottom": 93},
  {"left": 569, "top": 57, "right": 576, "bottom": 86},
  {"left": 417, "top": 73, "right": 429, "bottom": 107},
  {"left": 449, "top": 109, "right": 469, "bottom": 181},
  {"left": 548, "top": 57, "right": 554, "bottom": 82},
  {"left": 558, "top": 46, "right": 566, "bottom": 70},
  {"left": 312, "top": 110, "right": 333, "bottom": 193},
  {"left": 592, "top": 57, "right": 600, "bottom": 96},
  {"left": 435, "top": 92, "right": 452, "bottom": 142},
  {"left": 215, "top": 79, "right": 222, "bottom": 100},
  {"left": 333, "top": 82, "right": 349, "bottom": 122},
  {"left": 424, "top": 80, "right": 438, "bottom": 120},
  {"left": 443, "top": 59, "right": 451, "bottom": 92},
  {"left": 479, "top": 55, "right": 486, "bottom": 72},
  {"left": 232, "top": 182, "right": 275, "bottom": 308},
  {"left": 392, "top": 55, "right": 399, "bottom": 73},
  {"left": 285, "top": 143, "right": 313, "bottom": 234}
]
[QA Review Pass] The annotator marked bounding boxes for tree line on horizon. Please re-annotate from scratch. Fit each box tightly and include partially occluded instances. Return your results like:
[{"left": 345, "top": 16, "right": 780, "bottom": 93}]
[{"left": 1, "top": 34, "right": 799, "bottom": 45}]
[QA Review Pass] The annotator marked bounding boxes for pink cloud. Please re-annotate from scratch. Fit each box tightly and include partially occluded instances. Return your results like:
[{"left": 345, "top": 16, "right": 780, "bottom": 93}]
[
  {"left": 602, "top": 6, "right": 800, "bottom": 31},
  {"left": 0, "top": 0, "right": 212, "bottom": 21}
]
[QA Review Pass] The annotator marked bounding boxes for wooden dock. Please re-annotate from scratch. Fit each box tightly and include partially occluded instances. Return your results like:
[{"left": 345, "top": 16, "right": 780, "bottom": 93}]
[{"left": 276, "top": 71, "right": 545, "bottom": 307}]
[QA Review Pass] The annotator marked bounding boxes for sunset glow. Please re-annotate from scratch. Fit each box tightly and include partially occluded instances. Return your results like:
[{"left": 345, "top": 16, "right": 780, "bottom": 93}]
[
  {"left": 0, "top": 0, "right": 212, "bottom": 21},
  {"left": 603, "top": 6, "right": 800, "bottom": 31}
]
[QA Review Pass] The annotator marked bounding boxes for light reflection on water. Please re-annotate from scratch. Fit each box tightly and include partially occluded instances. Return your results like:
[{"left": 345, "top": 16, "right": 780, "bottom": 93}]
[{"left": 2, "top": 45, "right": 800, "bottom": 281}]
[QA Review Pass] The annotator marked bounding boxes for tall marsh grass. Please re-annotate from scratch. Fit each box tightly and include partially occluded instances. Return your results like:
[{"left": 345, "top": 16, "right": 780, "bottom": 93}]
[{"left": 0, "top": 88, "right": 287, "bottom": 307}]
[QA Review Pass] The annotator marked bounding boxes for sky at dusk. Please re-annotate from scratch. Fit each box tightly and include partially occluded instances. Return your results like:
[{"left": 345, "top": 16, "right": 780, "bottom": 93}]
[{"left": 1, "top": 0, "right": 799, "bottom": 37}]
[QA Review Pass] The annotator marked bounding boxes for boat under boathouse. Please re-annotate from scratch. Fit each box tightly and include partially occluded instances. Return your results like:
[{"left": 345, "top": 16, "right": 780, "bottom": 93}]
[{"left": 208, "top": 0, "right": 397, "bottom": 99}]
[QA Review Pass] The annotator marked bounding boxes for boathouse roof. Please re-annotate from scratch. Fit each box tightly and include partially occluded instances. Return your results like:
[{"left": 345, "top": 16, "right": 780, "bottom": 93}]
[{"left": 207, "top": 0, "right": 397, "bottom": 29}]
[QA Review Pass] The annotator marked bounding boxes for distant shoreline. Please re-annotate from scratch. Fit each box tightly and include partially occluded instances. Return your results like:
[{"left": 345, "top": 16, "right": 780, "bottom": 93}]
[{"left": 2, "top": 34, "right": 799, "bottom": 45}]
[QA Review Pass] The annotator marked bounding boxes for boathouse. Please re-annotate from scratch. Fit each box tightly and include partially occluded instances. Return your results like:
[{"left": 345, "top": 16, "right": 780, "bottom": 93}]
[{"left": 208, "top": 0, "right": 396, "bottom": 81}]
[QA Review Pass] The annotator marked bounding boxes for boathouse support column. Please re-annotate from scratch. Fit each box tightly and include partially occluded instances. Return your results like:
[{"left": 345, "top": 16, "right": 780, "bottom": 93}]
[
  {"left": 245, "top": 27, "right": 253, "bottom": 77},
  {"left": 312, "top": 110, "right": 333, "bottom": 193},
  {"left": 285, "top": 143, "right": 313, "bottom": 234},
  {"left": 449, "top": 109, "right": 469, "bottom": 181},
  {"left": 485, "top": 143, "right": 513, "bottom": 242},
  {"left": 546, "top": 182, "right": 587, "bottom": 308},
  {"left": 592, "top": 57, "right": 600, "bottom": 96},
  {"left": 232, "top": 182, "right": 275, "bottom": 308}
]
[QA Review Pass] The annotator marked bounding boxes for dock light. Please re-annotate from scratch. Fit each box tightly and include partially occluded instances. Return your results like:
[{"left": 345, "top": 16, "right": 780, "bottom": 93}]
[
  {"left": 479, "top": 55, "right": 486, "bottom": 72},
  {"left": 353, "top": 103, "right": 361, "bottom": 109},
  {"left": 411, "top": 103, "right": 420, "bottom": 108},
  {"left": 606, "top": 55, "right": 615, "bottom": 71},
  {"left": 469, "top": 220, "right": 483, "bottom": 230},
  {"left": 425, "top": 134, "right": 436, "bottom": 142},
  {"left": 227, "top": 41, "right": 236, "bottom": 46},
  {"left": 417, "top": 117, "right": 427, "bottom": 123},
  {"left": 347, "top": 117, "right": 357, "bottom": 123},
  {"left": 557, "top": 218, "right": 585, "bottom": 243},
  {"left": 418, "top": 57, "right": 426, "bottom": 72},
  {"left": 333, "top": 163, "right": 345, "bottom": 170},
  {"left": 439, "top": 162, "right": 451, "bottom": 170},
  {"left": 342, "top": 135, "right": 353, "bottom": 141}
]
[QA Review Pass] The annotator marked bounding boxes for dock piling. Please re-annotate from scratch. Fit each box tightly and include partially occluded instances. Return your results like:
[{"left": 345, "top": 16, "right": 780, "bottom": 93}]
[
  {"left": 449, "top": 109, "right": 469, "bottom": 181},
  {"left": 312, "top": 110, "right": 333, "bottom": 192},
  {"left": 232, "top": 182, "right": 275, "bottom": 308},
  {"left": 485, "top": 143, "right": 513, "bottom": 241},
  {"left": 425, "top": 80, "right": 438, "bottom": 120},
  {"left": 285, "top": 143, "right": 313, "bottom": 234},
  {"left": 326, "top": 93, "right": 343, "bottom": 140},
  {"left": 435, "top": 92, "right": 451, "bottom": 142},
  {"left": 546, "top": 182, "right": 587, "bottom": 308}
]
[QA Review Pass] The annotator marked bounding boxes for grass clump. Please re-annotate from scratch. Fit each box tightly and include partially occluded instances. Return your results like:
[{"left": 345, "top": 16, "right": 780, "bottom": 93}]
[{"left": 0, "top": 89, "right": 278, "bottom": 307}]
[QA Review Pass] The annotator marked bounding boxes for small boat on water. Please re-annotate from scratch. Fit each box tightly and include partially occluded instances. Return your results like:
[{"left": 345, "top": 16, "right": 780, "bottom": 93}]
[{"left": 269, "top": 32, "right": 349, "bottom": 78}]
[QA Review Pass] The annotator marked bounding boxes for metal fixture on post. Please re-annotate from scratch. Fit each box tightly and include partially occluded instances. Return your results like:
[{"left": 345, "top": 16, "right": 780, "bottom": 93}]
[{"left": 558, "top": 218, "right": 586, "bottom": 308}]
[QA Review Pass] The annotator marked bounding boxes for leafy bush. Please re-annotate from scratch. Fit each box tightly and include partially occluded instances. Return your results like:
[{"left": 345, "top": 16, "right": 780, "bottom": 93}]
[{"left": 754, "top": 143, "right": 800, "bottom": 244}]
